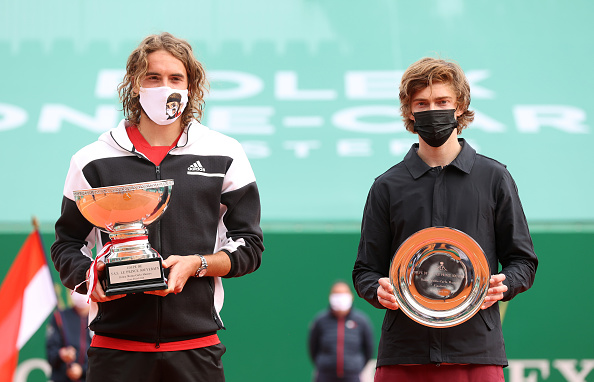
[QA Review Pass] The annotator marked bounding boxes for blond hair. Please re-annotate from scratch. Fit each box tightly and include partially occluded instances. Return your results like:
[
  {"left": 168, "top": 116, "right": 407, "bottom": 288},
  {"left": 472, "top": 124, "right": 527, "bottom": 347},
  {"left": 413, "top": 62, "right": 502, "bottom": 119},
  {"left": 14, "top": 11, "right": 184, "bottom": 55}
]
[{"left": 399, "top": 57, "right": 474, "bottom": 133}]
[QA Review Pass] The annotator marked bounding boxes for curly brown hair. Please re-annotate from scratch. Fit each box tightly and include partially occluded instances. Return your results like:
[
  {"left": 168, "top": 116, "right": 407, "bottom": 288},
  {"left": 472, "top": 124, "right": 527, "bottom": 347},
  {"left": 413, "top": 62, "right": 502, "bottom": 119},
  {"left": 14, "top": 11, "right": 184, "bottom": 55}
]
[
  {"left": 118, "top": 32, "right": 209, "bottom": 127},
  {"left": 399, "top": 57, "right": 474, "bottom": 133}
]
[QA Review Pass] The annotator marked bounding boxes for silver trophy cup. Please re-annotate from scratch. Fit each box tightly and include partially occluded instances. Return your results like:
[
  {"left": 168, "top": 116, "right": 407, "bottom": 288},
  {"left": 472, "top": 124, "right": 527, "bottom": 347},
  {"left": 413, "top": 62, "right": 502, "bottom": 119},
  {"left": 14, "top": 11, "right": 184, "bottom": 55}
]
[{"left": 73, "top": 179, "right": 174, "bottom": 296}]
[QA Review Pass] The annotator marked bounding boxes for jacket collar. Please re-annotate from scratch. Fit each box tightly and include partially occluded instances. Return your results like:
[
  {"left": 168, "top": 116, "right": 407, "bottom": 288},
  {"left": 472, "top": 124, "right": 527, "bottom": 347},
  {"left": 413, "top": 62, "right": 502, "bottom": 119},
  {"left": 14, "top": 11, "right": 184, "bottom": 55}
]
[
  {"left": 102, "top": 119, "right": 209, "bottom": 152},
  {"left": 404, "top": 138, "right": 476, "bottom": 179}
]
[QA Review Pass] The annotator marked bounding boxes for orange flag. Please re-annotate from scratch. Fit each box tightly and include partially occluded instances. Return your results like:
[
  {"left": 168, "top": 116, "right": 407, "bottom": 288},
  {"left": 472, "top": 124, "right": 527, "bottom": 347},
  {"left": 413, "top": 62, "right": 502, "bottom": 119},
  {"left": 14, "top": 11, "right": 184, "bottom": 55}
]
[{"left": 0, "top": 229, "right": 57, "bottom": 380}]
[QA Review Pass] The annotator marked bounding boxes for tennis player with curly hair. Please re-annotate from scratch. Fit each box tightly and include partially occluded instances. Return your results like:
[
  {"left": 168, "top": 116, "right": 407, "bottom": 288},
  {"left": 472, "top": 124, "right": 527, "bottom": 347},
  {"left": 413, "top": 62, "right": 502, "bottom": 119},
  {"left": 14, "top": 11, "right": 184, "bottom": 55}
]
[{"left": 52, "top": 32, "right": 264, "bottom": 382}]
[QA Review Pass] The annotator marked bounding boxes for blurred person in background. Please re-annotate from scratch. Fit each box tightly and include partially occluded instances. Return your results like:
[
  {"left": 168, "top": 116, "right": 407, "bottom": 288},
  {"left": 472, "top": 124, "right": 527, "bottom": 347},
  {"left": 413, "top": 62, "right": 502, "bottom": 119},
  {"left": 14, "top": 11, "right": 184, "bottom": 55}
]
[
  {"left": 353, "top": 57, "right": 538, "bottom": 381},
  {"left": 309, "top": 281, "right": 374, "bottom": 382},
  {"left": 46, "top": 291, "right": 92, "bottom": 382}
]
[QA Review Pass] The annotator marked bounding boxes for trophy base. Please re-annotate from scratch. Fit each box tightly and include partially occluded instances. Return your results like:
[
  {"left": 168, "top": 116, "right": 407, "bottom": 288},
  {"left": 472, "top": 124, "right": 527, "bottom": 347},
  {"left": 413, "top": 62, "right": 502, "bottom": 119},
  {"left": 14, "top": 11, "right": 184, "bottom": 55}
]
[
  {"left": 103, "top": 257, "right": 167, "bottom": 296},
  {"left": 104, "top": 280, "right": 168, "bottom": 296}
]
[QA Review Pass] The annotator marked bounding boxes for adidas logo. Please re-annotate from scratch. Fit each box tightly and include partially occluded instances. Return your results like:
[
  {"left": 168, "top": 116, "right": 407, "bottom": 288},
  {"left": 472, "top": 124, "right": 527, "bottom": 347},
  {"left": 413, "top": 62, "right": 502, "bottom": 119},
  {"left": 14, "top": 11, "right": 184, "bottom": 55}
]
[
  {"left": 187, "top": 160, "right": 205, "bottom": 173},
  {"left": 186, "top": 160, "right": 225, "bottom": 177}
]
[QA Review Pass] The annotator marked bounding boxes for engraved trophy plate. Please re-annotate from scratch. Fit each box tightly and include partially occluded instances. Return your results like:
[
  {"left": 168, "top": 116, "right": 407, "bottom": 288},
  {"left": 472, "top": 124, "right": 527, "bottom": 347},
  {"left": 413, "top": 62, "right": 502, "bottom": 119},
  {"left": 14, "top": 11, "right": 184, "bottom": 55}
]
[
  {"left": 73, "top": 180, "right": 174, "bottom": 296},
  {"left": 389, "top": 227, "right": 490, "bottom": 328}
]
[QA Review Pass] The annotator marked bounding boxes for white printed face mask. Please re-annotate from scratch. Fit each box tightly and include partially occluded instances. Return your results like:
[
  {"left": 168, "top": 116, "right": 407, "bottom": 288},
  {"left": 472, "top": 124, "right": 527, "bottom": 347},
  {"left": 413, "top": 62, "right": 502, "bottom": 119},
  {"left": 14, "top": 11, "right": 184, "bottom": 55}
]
[
  {"left": 139, "top": 86, "right": 189, "bottom": 125},
  {"left": 329, "top": 293, "right": 353, "bottom": 312}
]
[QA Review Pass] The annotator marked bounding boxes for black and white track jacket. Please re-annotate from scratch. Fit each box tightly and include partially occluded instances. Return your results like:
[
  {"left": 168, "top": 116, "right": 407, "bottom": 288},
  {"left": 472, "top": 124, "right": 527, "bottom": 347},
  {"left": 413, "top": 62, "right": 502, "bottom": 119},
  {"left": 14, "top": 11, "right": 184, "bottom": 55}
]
[{"left": 51, "top": 119, "right": 264, "bottom": 344}]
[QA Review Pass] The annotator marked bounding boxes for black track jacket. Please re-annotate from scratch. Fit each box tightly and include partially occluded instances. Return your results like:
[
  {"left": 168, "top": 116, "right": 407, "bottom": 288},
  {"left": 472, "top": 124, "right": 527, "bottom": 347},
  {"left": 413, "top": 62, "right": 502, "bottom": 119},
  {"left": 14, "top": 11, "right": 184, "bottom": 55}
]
[{"left": 51, "top": 119, "right": 264, "bottom": 344}]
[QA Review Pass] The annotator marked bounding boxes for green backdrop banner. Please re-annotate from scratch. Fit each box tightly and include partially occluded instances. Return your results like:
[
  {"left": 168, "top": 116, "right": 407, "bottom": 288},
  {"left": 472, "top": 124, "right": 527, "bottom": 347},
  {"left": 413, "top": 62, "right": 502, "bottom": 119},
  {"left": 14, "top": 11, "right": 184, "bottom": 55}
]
[{"left": 1, "top": 0, "right": 593, "bottom": 226}]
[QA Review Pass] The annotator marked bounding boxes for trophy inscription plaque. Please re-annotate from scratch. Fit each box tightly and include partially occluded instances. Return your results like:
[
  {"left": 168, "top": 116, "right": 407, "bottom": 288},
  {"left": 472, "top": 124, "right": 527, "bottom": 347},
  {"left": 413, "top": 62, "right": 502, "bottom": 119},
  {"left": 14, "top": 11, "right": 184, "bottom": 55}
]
[
  {"left": 73, "top": 180, "right": 174, "bottom": 296},
  {"left": 389, "top": 227, "right": 490, "bottom": 328}
]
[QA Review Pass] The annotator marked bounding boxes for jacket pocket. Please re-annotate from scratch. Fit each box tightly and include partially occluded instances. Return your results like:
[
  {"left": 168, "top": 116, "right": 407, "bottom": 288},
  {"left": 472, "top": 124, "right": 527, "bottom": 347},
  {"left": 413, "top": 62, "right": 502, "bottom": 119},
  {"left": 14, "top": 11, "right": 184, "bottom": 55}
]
[
  {"left": 208, "top": 277, "right": 224, "bottom": 329},
  {"left": 88, "top": 302, "right": 102, "bottom": 328},
  {"left": 478, "top": 308, "right": 495, "bottom": 331},
  {"left": 382, "top": 309, "right": 400, "bottom": 332}
]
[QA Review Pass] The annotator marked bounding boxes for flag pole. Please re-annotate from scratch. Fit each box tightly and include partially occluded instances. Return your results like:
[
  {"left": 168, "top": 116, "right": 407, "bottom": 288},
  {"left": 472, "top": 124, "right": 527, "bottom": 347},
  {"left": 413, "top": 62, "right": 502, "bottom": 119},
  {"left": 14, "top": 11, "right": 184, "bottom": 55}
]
[{"left": 31, "top": 216, "right": 40, "bottom": 232}]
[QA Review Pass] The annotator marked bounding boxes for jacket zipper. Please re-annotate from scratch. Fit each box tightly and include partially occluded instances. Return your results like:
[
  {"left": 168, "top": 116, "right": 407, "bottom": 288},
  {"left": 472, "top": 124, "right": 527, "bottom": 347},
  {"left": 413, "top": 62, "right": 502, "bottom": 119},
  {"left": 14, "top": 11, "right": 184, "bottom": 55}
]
[
  {"left": 336, "top": 316, "right": 345, "bottom": 377},
  {"left": 155, "top": 300, "right": 161, "bottom": 349},
  {"left": 127, "top": 142, "right": 174, "bottom": 348},
  {"left": 155, "top": 164, "right": 162, "bottom": 348}
]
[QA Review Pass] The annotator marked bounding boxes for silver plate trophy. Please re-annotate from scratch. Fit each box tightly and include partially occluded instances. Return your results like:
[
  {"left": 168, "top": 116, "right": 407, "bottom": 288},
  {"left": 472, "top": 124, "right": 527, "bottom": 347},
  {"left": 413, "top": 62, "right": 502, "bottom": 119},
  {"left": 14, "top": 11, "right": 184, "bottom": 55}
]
[
  {"left": 73, "top": 180, "right": 174, "bottom": 296},
  {"left": 389, "top": 227, "right": 490, "bottom": 328}
]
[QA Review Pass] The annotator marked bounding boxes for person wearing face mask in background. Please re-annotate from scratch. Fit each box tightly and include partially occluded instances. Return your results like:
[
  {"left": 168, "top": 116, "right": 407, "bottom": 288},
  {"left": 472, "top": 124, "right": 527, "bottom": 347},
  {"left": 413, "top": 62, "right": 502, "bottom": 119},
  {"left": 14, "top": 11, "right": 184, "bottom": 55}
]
[
  {"left": 353, "top": 57, "right": 537, "bottom": 382},
  {"left": 46, "top": 291, "right": 92, "bottom": 382},
  {"left": 51, "top": 32, "right": 264, "bottom": 382},
  {"left": 308, "top": 281, "right": 375, "bottom": 382}
]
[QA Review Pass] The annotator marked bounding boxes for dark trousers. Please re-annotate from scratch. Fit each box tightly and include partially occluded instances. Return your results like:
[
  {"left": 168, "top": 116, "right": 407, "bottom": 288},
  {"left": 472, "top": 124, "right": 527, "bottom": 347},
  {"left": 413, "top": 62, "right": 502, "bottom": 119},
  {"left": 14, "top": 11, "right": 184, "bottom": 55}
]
[{"left": 87, "top": 343, "right": 226, "bottom": 382}]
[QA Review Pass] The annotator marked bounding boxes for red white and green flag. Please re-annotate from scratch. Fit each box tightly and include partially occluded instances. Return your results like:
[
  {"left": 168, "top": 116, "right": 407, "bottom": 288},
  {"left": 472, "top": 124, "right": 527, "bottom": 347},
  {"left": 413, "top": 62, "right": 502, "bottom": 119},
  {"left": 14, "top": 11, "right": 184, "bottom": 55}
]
[{"left": 0, "top": 229, "right": 57, "bottom": 380}]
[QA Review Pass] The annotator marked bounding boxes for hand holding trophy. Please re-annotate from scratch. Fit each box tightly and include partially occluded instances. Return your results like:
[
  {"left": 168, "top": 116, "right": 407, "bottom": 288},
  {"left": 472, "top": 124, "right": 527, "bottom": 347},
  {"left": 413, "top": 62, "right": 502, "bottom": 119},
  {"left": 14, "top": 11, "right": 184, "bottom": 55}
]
[{"left": 73, "top": 180, "right": 174, "bottom": 296}]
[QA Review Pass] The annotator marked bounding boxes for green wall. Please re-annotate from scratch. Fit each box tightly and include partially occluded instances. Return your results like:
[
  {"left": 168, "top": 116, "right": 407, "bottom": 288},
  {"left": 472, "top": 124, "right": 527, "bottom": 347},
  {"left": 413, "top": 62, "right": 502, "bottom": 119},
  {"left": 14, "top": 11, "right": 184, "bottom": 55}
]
[{"left": 2, "top": 229, "right": 593, "bottom": 382}]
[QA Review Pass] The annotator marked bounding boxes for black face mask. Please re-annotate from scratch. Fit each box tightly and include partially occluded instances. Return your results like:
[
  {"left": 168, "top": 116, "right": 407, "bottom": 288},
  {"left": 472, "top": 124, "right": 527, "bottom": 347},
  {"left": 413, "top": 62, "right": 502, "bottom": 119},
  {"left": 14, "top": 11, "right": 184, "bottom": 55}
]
[{"left": 413, "top": 109, "right": 458, "bottom": 147}]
